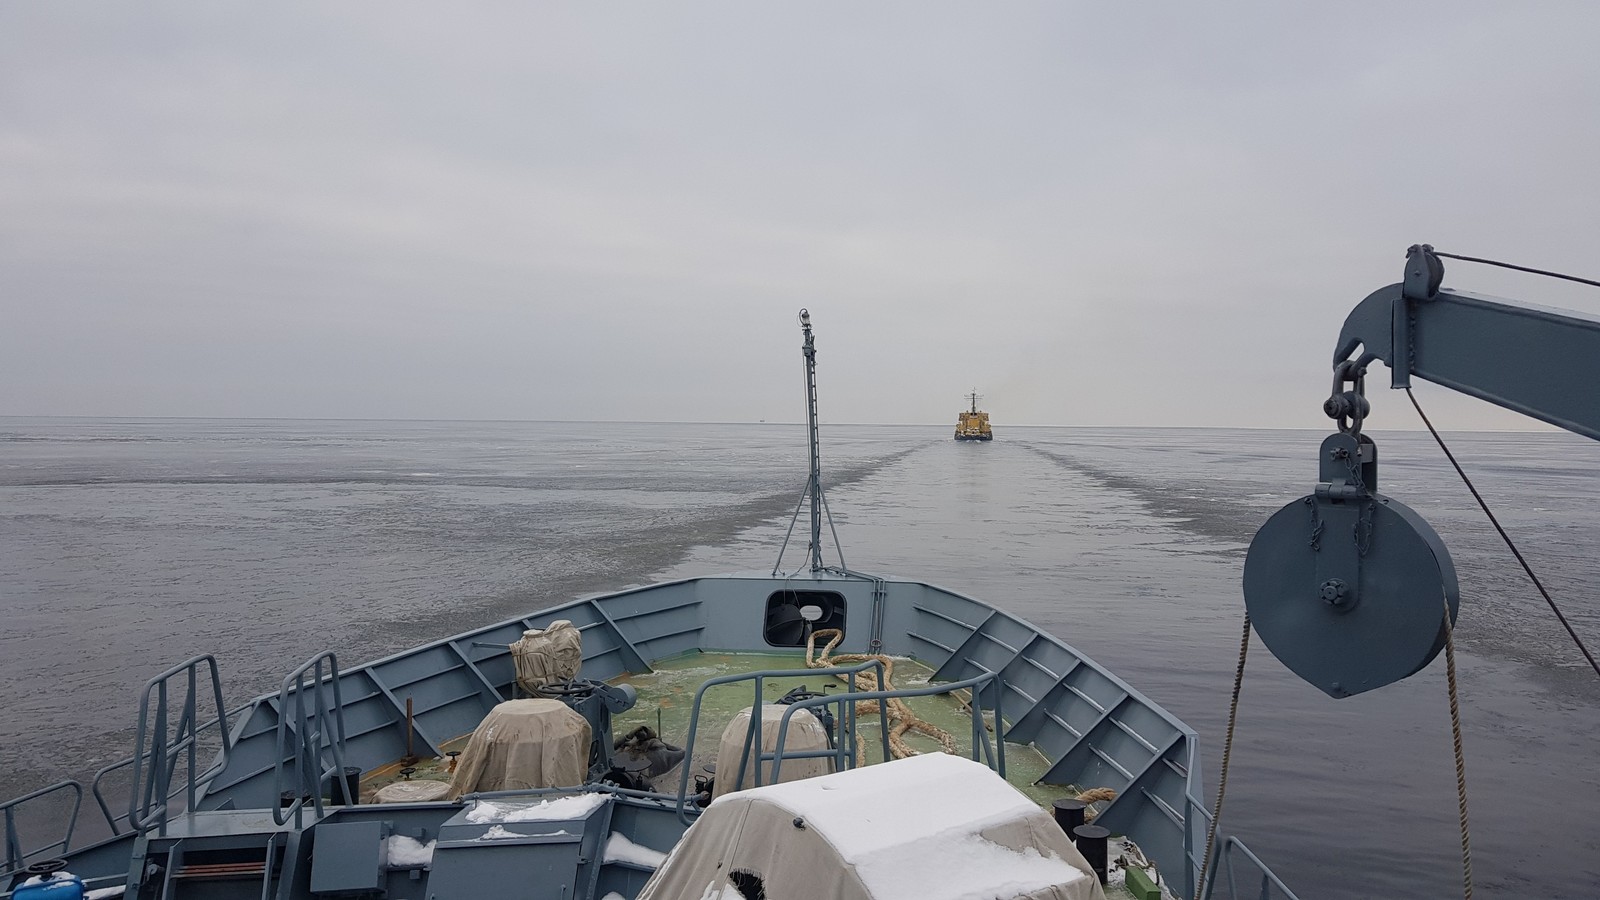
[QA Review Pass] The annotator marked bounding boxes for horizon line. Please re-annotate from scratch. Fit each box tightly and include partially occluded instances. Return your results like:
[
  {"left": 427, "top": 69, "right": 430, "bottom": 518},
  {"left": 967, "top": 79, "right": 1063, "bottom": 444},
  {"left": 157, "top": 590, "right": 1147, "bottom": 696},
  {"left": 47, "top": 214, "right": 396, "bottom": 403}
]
[{"left": 0, "top": 413, "right": 1568, "bottom": 434}]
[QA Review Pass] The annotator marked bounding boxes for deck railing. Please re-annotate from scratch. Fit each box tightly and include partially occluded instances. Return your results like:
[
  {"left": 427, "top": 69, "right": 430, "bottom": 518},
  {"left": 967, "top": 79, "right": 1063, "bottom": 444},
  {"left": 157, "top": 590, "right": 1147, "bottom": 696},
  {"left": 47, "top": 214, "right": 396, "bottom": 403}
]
[
  {"left": 1, "top": 780, "right": 82, "bottom": 878},
  {"left": 90, "top": 701, "right": 252, "bottom": 836},
  {"left": 1179, "top": 765, "right": 1301, "bottom": 900},
  {"left": 126, "top": 655, "right": 232, "bottom": 836},
  {"left": 673, "top": 660, "right": 1005, "bottom": 825},
  {"left": 767, "top": 670, "right": 1005, "bottom": 782},
  {"left": 673, "top": 660, "right": 886, "bottom": 825},
  {"left": 273, "top": 651, "right": 351, "bottom": 827},
  {"left": 1209, "top": 835, "right": 1300, "bottom": 900}
]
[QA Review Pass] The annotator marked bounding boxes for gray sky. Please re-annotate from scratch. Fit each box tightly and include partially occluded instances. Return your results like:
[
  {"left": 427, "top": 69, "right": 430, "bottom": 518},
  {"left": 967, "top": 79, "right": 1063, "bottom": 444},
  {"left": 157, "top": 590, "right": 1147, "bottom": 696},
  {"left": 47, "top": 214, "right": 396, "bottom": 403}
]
[{"left": 3, "top": 3, "right": 1597, "bottom": 428}]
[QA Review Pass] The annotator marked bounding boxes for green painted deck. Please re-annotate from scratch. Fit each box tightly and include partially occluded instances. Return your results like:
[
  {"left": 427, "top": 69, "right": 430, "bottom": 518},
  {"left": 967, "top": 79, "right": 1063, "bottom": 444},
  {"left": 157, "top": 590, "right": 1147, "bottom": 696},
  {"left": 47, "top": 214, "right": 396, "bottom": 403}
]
[
  {"left": 613, "top": 651, "right": 1157, "bottom": 898},
  {"left": 610, "top": 650, "right": 1097, "bottom": 807},
  {"left": 362, "top": 649, "right": 1159, "bottom": 899}
]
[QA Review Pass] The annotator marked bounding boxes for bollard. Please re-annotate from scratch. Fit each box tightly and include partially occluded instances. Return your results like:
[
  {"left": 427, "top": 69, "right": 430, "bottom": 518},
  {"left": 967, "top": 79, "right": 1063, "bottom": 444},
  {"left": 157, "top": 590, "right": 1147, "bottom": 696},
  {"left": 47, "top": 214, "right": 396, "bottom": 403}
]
[
  {"left": 1053, "top": 798, "right": 1088, "bottom": 838},
  {"left": 323, "top": 766, "right": 362, "bottom": 805},
  {"left": 1072, "top": 824, "right": 1110, "bottom": 883}
]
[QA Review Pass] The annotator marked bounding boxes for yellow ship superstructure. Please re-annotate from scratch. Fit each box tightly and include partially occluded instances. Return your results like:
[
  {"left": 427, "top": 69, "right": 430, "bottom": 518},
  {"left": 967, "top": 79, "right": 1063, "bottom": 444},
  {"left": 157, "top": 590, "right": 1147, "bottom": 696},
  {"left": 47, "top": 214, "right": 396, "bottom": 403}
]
[{"left": 954, "top": 391, "right": 993, "bottom": 441}]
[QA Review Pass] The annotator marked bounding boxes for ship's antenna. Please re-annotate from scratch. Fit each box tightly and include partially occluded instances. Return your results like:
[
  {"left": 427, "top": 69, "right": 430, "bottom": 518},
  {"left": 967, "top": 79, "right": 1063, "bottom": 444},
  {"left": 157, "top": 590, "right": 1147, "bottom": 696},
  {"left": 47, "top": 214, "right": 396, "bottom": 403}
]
[{"left": 774, "top": 309, "right": 847, "bottom": 575}]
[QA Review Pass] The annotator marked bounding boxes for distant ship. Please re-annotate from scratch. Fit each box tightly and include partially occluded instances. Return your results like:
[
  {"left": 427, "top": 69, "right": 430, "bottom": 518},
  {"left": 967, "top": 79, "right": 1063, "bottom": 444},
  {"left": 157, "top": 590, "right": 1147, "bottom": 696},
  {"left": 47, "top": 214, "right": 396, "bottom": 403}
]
[{"left": 954, "top": 390, "right": 993, "bottom": 441}]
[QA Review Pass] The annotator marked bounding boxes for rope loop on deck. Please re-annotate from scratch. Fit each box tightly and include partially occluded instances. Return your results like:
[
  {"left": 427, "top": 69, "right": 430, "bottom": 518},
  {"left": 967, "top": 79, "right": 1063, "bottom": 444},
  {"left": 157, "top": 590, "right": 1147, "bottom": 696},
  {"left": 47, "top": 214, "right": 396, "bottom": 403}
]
[{"left": 805, "top": 628, "right": 957, "bottom": 760}]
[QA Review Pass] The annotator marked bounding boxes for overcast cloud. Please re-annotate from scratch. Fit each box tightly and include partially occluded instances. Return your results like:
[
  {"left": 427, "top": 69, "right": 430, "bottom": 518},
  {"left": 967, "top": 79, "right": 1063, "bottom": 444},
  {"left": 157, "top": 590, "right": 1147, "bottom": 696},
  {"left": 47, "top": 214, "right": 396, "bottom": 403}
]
[{"left": 3, "top": 3, "right": 1597, "bottom": 428}]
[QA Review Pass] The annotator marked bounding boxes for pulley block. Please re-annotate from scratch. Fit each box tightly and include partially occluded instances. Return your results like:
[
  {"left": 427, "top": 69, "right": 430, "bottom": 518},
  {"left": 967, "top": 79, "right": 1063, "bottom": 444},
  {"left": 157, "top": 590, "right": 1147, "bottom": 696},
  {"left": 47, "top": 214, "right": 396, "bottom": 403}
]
[{"left": 1244, "top": 436, "right": 1458, "bottom": 698}]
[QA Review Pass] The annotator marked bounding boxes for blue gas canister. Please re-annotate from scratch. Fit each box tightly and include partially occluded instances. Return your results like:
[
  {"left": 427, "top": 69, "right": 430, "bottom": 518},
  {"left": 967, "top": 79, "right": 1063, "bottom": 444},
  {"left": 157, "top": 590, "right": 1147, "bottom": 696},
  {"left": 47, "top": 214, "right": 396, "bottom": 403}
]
[{"left": 14, "top": 861, "right": 85, "bottom": 900}]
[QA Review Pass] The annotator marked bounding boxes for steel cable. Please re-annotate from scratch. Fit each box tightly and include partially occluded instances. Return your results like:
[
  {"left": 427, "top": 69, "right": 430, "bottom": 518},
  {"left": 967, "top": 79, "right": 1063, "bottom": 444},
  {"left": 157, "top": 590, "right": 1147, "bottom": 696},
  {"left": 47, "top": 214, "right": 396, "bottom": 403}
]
[
  {"left": 1404, "top": 388, "right": 1600, "bottom": 680},
  {"left": 1431, "top": 251, "right": 1600, "bottom": 289}
]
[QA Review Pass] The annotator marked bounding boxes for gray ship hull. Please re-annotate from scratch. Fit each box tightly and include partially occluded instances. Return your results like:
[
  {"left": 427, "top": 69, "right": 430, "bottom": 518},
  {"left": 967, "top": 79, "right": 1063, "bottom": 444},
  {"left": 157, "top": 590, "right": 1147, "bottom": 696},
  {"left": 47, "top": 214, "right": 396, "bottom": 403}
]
[{"left": 4, "top": 573, "right": 1294, "bottom": 900}]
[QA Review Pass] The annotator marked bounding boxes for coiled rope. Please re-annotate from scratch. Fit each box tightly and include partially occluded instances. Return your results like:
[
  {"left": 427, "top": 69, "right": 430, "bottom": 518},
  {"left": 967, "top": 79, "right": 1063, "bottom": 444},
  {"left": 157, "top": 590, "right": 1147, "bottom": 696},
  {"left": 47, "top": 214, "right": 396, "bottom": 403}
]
[
  {"left": 804, "top": 629, "right": 1120, "bottom": 825},
  {"left": 805, "top": 628, "right": 957, "bottom": 759}
]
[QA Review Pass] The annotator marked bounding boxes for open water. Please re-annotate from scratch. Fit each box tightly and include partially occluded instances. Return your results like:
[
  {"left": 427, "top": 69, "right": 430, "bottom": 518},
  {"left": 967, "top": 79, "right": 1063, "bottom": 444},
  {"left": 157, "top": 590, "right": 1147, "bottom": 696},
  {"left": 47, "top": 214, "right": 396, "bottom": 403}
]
[{"left": 2, "top": 418, "right": 1598, "bottom": 898}]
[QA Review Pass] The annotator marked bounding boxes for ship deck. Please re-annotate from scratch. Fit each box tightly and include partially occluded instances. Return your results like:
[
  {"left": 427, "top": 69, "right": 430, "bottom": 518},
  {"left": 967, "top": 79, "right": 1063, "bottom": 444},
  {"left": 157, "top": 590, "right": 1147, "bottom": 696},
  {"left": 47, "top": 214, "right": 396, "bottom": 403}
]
[
  {"left": 358, "top": 650, "right": 1160, "bottom": 899},
  {"left": 363, "top": 651, "right": 1096, "bottom": 807},
  {"left": 4, "top": 572, "right": 1293, "bottom": 899}
]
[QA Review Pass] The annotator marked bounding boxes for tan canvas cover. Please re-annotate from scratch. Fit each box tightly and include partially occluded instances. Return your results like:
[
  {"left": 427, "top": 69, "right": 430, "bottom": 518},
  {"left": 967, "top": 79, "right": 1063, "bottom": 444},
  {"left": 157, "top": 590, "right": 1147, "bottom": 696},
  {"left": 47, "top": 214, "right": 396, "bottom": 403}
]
[
  {"left": 373, "top": 779, "right": 451, "bottom": 803},
  {"left": 711, "top": 704, "right": 832, "bottom": 799},
  {"left": 446, "top": 699, "right": 590, "bottom": 799},
  {"left": 510, "top": 620, "right": 583, "bottom": 695},
  {"left": 638, "top": 752, "right": 1105, "bottom": 900}
]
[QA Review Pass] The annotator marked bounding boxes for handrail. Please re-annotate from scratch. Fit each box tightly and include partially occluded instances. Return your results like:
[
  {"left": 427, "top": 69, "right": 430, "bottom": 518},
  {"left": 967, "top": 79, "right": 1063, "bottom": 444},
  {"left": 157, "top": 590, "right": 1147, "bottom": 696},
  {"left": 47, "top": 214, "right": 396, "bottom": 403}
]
[
  {"left": 91, "top": 701, "right": 254, "bottom": 836},
  {"left": 673, "top": 660, "right": 887, "bottom": 825},
  {"left": 273, "top": 651, "right": 350, "bottom": 827},
  {"left": 127, "top": 655, "right": 231, "bottom": 835},
  {"left": 1216, "top": 835, "right": 1300, "bottom": 900},
  {"left": 1177, "top": 756, "right": 1300, "bottom": 900},
  {"left": 259, "top": 832, "right": 282, "bottom": 900},
  {"left": 728, "top": 665, "right": 888, "bottom": 792},
  {"left": 1, "top": 780, "right": 82, "bottom": 878},
  {"left": 768, "top": 669, "right": 1005, "bottom": 782},
  {"left": 463, "top": 781, "right": 673, "bottom": 807},
  {"left": 1179, "top": 746, "right": 1221, "bottom": 900}
]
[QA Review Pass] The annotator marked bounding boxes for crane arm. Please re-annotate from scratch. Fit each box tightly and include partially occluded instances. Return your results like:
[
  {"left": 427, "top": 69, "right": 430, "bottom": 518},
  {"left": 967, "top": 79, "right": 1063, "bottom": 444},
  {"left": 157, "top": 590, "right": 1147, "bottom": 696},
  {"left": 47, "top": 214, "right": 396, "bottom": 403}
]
[
  {"left": 1333, "top": 244, "right": 1600, "bottom": 441},
  {"left": 1245, "top": 244, "right": 1600, "bottom": 698}
]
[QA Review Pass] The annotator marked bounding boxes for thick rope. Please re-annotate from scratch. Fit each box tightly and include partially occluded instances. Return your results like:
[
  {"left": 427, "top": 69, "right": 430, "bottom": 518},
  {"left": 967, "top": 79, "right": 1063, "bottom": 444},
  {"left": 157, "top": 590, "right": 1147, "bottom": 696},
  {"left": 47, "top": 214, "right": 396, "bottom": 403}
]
[
  {"left": 1195, "top": 614, "right": 1251, "bottom": 900},
  {"left": 1075, "top": 786, "right": 1118, "bottom": 823},
  {"left": 805, "top": 628, "right": 956, "bottom": 759},
  {"left": 1442, "top": 598, "right": 1473, "bottom": 899},
  {"left": 1399, "top": 388, "right": 1504, "bottom": 896}
]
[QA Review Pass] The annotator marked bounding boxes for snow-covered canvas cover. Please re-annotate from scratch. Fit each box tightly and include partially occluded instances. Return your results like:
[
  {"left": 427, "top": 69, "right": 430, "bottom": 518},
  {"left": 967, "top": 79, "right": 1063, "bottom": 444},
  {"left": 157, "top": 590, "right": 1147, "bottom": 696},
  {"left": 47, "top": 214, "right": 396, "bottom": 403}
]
[
  {"left": 638, "top": 752, "right": 1106, "bottom": 900},
  {"left": 711, "top": 704, "right": 833, "bottom": 799},
  {"left": 446, "top": 698, "right": 590, "bottom": 799}
]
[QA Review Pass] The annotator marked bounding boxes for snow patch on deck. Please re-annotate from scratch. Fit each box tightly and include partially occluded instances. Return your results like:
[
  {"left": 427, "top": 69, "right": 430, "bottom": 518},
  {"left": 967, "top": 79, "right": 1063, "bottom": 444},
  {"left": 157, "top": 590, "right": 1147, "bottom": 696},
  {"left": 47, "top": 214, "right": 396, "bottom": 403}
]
[
  {"left": 385, "top": 835, "right": 436, "bottom": 868},
  {"left": 464, "top": 792, "right": 607, "bottom": 823},
  {"left": 604, "top": 831, "right": 667, "bottom": 868}
]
